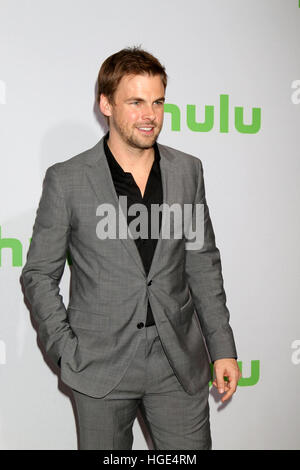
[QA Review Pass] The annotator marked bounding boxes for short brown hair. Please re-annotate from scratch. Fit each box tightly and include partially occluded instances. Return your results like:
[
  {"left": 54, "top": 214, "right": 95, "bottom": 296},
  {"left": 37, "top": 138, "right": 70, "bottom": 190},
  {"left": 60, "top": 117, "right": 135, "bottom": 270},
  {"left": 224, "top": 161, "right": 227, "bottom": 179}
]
[{"left": 97, "top": 46, "right": 168, "bottom": 123}]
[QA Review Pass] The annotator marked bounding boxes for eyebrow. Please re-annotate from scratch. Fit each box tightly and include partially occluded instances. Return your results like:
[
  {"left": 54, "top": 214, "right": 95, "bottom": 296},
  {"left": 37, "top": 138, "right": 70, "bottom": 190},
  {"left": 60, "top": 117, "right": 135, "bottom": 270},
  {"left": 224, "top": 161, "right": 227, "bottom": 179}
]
[{"left": 125, "top": 97, "right": 166, "bottom": 103}]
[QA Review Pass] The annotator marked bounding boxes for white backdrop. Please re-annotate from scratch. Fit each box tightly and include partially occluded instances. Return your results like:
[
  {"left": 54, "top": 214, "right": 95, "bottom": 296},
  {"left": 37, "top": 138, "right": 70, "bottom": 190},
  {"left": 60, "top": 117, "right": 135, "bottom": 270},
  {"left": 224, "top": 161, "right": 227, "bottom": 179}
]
[{"left": 1, "top": 0, "right": 299, "bottom": 450}]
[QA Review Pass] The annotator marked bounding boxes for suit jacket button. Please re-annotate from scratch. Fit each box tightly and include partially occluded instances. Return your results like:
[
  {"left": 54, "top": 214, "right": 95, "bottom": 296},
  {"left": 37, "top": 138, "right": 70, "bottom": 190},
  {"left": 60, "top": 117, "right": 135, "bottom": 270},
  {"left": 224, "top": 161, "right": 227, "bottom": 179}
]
[
  {"left": 147, "top": 280, "right": 152, "bottom": 286},
  {"left": 137, "top": 322, "right": 144, "bottom": 329}
]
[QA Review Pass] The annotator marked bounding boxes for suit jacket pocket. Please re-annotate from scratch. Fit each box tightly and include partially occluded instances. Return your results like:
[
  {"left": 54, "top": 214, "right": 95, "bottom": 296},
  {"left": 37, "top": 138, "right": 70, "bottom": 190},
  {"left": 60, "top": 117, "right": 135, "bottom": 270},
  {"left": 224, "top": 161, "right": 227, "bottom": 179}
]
[
  {"left": 179, "top": 291, "right": 194, "bottom": 324},
  {"left": 67, "top": 307, "right": 109, "bottom": 331},
  {"left": 66, "top": 308, "right": 110, "bottom": 354}
]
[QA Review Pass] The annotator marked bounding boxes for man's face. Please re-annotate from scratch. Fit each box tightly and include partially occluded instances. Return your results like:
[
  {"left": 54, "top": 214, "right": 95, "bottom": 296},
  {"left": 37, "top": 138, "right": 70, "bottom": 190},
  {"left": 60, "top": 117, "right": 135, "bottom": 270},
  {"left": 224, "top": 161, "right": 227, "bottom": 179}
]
[{"left": 101, "top": 73, "right": 165, "bottom": 149}]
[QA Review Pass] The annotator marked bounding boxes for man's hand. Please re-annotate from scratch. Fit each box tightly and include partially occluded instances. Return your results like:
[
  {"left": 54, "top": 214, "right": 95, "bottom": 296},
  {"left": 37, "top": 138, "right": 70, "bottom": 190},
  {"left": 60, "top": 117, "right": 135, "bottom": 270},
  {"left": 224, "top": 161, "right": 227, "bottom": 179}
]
[{"left": 212, "top": 358, "right": 242, "bottom": 403}]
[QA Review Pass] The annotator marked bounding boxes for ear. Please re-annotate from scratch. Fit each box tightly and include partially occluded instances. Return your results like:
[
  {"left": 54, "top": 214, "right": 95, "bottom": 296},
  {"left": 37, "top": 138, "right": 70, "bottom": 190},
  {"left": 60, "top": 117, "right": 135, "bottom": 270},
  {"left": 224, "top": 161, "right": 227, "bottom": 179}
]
[{"left": 99, "top": 93, "right": 113, "bottom": 118}]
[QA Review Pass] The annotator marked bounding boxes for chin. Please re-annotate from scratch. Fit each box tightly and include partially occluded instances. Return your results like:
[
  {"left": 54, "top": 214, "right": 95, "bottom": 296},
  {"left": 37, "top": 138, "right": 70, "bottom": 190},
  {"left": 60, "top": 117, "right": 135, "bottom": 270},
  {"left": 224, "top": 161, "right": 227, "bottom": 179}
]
[
  {"left": 139, "top": 139, "right": 156, "bottom": 149},
  {"left": 131, "top": 135, "right": 157, "bottom": 149}
]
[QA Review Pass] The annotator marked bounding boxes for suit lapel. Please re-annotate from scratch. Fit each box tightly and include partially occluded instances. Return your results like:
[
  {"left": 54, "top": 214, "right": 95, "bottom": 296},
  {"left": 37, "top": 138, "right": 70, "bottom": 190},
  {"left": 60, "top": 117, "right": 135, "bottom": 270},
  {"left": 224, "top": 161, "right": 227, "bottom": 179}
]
[{"left": 85, "top": 135, "right": 176, "bottom": 279}]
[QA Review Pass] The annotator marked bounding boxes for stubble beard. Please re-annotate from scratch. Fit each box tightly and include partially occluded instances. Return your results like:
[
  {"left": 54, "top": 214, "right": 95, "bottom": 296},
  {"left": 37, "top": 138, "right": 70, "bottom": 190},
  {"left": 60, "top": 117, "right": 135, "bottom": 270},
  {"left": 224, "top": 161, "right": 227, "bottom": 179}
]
[{"left": 112, "top": 117, "right": 161, "bottom": 150}]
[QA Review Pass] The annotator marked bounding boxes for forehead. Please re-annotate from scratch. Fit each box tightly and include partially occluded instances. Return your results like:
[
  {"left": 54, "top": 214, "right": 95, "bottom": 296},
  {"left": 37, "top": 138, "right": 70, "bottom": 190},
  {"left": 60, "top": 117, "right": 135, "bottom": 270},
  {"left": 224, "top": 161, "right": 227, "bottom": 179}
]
[{"left": 115, "top": 73, "right": 165, "bottom": 97}]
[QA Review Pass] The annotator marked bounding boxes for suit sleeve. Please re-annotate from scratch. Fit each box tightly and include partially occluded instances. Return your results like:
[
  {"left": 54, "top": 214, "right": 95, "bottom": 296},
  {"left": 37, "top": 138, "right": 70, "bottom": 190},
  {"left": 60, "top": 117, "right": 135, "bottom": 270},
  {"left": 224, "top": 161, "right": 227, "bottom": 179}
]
[
  {"left": 185, "top": 159, "right": 238, "bottom": 363},
  {"left": 21, "top": 165, "right": 73, "bottom": 368}
]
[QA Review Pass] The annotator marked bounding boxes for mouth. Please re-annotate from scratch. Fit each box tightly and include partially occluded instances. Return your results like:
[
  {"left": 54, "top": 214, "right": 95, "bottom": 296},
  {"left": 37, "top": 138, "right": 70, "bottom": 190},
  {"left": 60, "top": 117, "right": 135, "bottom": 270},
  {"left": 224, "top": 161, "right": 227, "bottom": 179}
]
[{"left": 137, "top": 126, "right": 155, "bottom": 135}]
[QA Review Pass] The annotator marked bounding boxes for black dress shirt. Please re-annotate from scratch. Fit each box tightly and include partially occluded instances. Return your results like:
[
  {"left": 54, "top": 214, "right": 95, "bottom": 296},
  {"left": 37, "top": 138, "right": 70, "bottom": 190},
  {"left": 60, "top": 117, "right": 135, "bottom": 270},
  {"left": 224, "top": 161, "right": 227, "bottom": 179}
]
[{"left": 103, "top": 131, "right": 163, "bottom": 326}]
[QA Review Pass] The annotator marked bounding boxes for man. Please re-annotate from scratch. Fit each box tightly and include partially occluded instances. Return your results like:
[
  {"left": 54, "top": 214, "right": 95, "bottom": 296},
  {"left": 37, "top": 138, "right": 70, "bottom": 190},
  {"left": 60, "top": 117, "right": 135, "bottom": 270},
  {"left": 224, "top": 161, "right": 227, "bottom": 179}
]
[{"left": 21, "top": 46, "right": 241, "bottom": 450}]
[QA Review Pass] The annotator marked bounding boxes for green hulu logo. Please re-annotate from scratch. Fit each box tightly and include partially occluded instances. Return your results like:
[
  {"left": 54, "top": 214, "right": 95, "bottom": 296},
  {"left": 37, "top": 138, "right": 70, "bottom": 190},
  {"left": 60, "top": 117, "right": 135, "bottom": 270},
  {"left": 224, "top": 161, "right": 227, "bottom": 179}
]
[
  {"left": 0, "top": 226, "right": 23, "bottom": 266},
  {"left": 209, "top": 360, "right": 260, "bottom": 387},
  {"left": 0, "top": 227, "right": 73, "bottom": 267},
  {"left": 165, "top": 94, "right": 261, "bottom": 134}
]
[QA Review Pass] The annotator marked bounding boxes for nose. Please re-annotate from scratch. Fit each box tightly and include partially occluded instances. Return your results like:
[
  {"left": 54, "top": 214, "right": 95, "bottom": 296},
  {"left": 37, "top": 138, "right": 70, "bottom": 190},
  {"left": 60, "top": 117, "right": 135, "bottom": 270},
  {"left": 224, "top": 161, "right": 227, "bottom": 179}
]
[{"left": 141, "top": 104, "right": 156, "bottom": 121}]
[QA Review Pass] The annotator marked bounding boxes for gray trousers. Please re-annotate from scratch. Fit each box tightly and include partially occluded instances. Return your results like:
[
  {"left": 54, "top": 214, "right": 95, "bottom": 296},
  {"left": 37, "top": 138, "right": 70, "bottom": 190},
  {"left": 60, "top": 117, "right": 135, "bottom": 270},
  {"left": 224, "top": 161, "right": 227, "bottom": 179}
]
[{"left": 71, "top": 324, "right": 212, "bottom": 450}]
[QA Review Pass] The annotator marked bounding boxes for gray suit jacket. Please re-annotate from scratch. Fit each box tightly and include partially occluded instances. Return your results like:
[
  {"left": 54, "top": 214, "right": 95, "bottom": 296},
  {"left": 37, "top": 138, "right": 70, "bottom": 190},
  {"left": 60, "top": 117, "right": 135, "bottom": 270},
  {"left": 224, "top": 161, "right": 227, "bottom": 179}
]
[{"left": 21, "top": 135, "right": 237, "bottom": 398}]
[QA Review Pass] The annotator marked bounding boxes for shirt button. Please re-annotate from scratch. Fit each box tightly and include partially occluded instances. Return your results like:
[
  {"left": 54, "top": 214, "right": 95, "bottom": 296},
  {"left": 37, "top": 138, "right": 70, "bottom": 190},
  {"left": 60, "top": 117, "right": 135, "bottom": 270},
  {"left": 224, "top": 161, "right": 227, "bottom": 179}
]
[{"left": 137, "top": 322, "right": 144, "bottom": 329}]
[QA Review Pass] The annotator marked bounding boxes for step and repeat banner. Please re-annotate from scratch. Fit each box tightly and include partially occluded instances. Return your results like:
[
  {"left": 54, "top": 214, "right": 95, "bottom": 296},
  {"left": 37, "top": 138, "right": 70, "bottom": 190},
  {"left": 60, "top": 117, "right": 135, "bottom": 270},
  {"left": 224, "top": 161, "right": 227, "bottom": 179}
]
[{"left": 0, "top": 0, "right": 299, "bottom": 450}]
